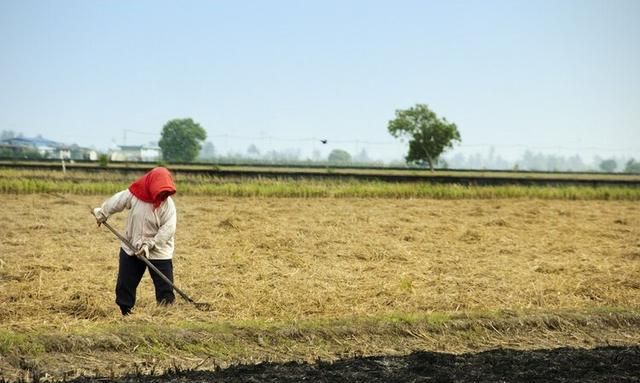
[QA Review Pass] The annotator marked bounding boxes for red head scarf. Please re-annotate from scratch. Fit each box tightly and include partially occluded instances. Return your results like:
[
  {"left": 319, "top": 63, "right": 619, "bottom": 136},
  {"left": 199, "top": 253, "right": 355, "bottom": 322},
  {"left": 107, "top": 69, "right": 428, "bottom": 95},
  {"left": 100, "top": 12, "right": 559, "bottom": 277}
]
[{"left": 128, "top": 167, "right": 176, "bottom": 208}]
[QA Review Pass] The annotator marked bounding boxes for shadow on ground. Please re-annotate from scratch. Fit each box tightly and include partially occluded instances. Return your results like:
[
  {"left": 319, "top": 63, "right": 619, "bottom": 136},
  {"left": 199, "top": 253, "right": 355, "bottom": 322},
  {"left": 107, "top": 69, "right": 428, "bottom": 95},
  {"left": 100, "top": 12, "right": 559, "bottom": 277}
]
[{"left": 51, "top": 346, "right": 640, "bottom": 382}]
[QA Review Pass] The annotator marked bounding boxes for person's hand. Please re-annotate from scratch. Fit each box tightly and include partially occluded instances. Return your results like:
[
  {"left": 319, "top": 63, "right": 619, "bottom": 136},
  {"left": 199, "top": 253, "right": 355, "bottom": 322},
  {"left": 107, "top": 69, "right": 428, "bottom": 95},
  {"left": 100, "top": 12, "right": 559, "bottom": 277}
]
[
  {"left": 92, "top": 208, "right": 107, "bottom": 227},
  {"left": 135, "top": 244, "right": 150, "bottom": 258}
]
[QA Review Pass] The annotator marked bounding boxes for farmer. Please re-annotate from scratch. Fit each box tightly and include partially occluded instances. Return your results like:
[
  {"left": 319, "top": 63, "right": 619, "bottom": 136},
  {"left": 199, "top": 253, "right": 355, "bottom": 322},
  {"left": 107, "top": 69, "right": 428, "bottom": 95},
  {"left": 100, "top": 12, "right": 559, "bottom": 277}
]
[{"left": 92, "top": 167, "right": 177, "bottom": 316}]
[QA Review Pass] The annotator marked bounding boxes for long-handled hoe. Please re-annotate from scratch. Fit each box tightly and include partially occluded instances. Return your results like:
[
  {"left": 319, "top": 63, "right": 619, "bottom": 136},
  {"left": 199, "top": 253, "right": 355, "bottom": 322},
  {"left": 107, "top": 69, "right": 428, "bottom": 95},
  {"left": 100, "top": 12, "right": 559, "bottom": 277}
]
[{"left": 91, "top": 210, "right": 212, "bottom": 312}]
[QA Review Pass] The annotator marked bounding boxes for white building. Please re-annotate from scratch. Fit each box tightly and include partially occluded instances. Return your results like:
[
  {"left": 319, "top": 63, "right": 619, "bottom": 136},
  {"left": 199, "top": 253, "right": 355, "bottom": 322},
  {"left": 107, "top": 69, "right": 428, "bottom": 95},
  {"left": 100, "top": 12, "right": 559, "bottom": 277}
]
[{"left": 110, "top": 145, "right": 161, "bottom": 162}]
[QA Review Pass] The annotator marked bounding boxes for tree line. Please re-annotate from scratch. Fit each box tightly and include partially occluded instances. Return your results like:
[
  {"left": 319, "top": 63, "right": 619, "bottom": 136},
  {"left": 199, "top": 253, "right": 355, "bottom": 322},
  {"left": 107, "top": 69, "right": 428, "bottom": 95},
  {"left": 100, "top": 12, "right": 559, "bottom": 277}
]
[
  {"left": 2, "top": 104, "right": 638, "bottom": 173},
  {"left": 158, "top": 104, "right": 461, "bottom": 170}
]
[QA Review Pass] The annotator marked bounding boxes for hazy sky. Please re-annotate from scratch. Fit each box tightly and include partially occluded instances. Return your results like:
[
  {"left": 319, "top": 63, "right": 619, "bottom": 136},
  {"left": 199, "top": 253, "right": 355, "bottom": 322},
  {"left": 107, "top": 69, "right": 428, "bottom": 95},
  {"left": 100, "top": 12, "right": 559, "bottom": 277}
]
[{"left": 1, "top": 0, "right": 639, "bottom": 161}]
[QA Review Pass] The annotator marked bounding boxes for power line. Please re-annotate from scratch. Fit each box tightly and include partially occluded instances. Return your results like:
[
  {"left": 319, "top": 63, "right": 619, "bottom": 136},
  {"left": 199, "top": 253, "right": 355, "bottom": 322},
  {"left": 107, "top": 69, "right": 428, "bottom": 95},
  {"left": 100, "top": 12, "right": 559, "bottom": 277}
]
[
  {"left": 123, "top": 129, "right": 158, "bottom": 136},
  {"left": 206, "top": 134, "right": 639, "bottom": 152},
  {"left": 207, "top": 134, "right": 400, "bottom": 146},
  {"left": 454, "top": 143, "right": 640, "bottom": 153}
]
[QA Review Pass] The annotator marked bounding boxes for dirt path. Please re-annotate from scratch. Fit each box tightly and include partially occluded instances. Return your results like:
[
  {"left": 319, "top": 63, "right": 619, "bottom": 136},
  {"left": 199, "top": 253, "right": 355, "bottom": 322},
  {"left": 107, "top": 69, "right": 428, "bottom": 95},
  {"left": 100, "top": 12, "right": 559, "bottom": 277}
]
[{"left": 64, "top": 346, "right": 639, "bottom": 383}]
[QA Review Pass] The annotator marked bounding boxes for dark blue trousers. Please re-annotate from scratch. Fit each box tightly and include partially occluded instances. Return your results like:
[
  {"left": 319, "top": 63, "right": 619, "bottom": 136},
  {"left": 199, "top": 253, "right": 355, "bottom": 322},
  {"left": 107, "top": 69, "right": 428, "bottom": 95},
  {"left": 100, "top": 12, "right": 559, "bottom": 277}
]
[{"left": 115, "top": 248, "right": 175, "bottom": 315}]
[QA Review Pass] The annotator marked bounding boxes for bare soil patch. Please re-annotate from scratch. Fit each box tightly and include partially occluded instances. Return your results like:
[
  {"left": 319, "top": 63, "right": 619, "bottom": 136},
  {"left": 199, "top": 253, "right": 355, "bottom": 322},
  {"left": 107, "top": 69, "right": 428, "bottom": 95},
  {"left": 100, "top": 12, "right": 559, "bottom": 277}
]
[{"left": 62, "top": 346, "right": 640, "bottom": 383}]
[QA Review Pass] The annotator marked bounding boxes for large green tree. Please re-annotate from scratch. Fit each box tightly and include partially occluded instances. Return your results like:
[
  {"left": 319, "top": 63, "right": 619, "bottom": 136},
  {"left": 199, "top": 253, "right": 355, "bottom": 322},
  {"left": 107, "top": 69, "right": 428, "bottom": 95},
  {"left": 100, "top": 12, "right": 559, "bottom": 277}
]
[
  {"left": 159, "top": 118, "right": 207, "bottom": 163},
  {"left": 388, "top": 104, "right": 461, "bottom": 171}
]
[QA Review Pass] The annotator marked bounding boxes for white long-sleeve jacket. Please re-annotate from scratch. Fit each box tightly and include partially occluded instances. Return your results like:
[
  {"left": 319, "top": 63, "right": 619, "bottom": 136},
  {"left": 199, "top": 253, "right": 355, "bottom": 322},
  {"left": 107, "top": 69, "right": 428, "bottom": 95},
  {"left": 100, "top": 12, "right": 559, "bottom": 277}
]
[{"left": 94, "top": 190, "right": 177, "bottom": 260}]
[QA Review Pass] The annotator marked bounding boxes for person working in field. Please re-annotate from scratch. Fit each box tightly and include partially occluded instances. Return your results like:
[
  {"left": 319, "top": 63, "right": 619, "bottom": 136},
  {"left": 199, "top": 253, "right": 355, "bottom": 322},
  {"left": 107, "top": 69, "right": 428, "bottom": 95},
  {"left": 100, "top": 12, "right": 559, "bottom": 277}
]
[{"left": 92, "top": 167, "right": 177, "bottom": 316}]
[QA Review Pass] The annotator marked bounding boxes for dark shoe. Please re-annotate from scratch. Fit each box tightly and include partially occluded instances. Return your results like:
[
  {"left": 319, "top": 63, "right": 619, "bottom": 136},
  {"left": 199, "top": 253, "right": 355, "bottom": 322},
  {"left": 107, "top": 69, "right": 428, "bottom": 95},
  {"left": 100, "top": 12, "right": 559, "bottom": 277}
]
[{"left": 120, "top": 306, "right": 132, "bottom": 316}]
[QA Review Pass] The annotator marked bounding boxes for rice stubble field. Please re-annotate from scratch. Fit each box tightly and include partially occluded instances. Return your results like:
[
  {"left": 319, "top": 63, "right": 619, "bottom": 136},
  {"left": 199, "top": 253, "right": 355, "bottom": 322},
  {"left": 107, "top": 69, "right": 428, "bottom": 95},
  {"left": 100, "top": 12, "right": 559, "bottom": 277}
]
[{"left": 1, "top": 171, "right": 639, "bottom": 381}]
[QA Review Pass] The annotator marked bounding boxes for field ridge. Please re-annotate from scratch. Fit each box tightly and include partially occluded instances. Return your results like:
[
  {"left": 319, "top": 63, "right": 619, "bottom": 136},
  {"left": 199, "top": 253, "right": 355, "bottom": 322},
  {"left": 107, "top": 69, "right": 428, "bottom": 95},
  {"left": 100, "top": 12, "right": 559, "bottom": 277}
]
[
  {"left": 2, "top": 310, "right": 639, "bottom": 381},
  {"left": 1, "top": 169, "right": 639, "bottom": 199}
]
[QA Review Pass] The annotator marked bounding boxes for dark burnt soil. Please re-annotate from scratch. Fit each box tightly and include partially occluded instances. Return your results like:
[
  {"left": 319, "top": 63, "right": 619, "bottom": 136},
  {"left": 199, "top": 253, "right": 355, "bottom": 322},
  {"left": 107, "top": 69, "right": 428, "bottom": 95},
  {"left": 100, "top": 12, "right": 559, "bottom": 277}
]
[{"left": 68, "top": 346, "right": 640, "bottom": 383}]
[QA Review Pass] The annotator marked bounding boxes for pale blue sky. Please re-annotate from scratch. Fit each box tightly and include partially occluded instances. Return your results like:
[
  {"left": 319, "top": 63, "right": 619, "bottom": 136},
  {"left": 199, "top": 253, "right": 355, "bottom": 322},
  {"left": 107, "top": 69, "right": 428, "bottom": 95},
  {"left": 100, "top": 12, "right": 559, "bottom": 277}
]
[{"left": 1, "top": 0, "right": 638, "bottom": 161}]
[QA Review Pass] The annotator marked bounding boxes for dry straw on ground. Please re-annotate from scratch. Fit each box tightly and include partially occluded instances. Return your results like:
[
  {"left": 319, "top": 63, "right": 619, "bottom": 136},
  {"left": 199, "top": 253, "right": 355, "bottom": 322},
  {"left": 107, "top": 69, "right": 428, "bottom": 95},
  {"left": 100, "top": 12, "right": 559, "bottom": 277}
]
[
  {"left": 1, "top": 193, "right": 640, "bottom": 379},
  {"left": 1, "top": 194, "right": 638, "bottom": 326}
]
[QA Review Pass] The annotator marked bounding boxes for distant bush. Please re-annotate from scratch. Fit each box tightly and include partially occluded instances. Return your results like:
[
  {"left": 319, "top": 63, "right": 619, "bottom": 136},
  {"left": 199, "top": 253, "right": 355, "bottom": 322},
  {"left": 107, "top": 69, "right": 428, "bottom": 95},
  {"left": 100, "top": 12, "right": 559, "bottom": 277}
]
[
  {"left": 98, "top": 154, "right": 109, "bottom": 167},
  {"left": 0, "top": 147, "right": 42, "bottom": 160},
  {"left": 599, "top": 159, "right": 617, "bottom": 173},
  {"left": 625, "top": 159, "right": 640, "bottom": 174},
  {"left": 328, "top": 149, "right": 352, "bottom": 163}
]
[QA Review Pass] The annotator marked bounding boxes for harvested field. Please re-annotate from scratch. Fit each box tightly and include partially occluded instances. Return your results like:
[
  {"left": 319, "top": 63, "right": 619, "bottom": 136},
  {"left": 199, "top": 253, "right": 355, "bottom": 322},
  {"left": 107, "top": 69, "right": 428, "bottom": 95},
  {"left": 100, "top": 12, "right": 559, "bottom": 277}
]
[{"left": 1, "top": 193, "right": 639, "bottom": 380}]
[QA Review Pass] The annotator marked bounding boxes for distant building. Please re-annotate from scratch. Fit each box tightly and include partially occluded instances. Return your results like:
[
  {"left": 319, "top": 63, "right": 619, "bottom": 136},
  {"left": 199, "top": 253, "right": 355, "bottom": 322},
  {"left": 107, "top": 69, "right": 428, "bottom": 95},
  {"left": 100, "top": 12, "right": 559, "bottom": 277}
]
[
  {"left": 0, "top": 136, "right": 70, "bottom": 159},
  {"left": 0, "top": 137, "right": 98, "bottom": 160},
  {"left": 110, "top": 145, "right": 161, "bottom": 162},
  {"left": 69, "top": 144, "right": 99, "bottom": 161}
]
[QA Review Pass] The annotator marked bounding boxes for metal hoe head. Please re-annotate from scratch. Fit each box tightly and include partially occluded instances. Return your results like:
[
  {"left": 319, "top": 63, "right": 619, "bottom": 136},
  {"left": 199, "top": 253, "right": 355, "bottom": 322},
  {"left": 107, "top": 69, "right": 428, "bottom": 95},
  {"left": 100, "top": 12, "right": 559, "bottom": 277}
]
[{"left": 193, "top": 302, "right": 214, "bottom": 311}]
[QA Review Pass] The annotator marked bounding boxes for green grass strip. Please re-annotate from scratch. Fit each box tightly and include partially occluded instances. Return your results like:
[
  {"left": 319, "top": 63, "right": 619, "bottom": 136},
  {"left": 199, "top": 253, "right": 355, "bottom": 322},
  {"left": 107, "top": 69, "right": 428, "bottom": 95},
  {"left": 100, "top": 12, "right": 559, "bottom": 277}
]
[
  {"left": 0, "top": 178, "right": 639, "bottom": 200},
  {"left": 2, "top": 309, "right": 639, "bottom": 357}
]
